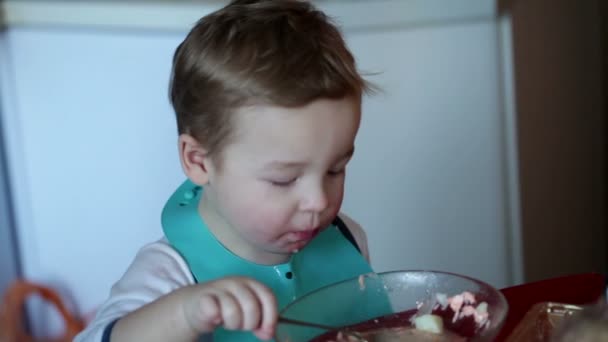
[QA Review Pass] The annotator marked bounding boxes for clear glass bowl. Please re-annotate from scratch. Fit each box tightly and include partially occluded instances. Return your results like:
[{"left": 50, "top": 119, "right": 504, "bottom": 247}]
[{"left": 276, "top": 270, "right": 509, "bottom": 341}]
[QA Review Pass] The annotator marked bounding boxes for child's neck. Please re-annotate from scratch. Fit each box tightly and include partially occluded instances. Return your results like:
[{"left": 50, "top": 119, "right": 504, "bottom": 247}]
[{"left": 198, "top": 194, "right": 291, "bottom": 265}]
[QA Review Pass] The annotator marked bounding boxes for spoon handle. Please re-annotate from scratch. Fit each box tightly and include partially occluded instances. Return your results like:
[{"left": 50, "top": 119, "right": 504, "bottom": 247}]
[
  {"left": 278, "top": 316, "right": 336, "bottom": 331},
  {"left": 277, "top": 317, "right": 368, "bottom": 342}
]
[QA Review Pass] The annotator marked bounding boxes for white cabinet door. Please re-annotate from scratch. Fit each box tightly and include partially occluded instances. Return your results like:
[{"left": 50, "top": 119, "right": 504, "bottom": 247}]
[{"left": 2, "top": 28, "right": 188, "bottom": 335}]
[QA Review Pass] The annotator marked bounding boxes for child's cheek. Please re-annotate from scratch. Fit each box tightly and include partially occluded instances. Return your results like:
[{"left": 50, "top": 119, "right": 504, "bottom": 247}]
[
  {"left": 326, "top": 188, "right": 344, "bottom": 217},
  {"left": 240, "top": 200, "right": 291, "bottom": 234}
]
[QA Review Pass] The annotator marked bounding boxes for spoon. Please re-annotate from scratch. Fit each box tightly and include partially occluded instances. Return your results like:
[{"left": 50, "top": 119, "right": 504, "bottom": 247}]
[{"left": 278, "top": 316, "right": 368, "bottom": 341}]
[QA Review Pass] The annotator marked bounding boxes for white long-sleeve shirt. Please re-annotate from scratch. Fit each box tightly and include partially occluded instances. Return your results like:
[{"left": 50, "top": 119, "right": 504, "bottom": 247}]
[{"left": 74, "top": 214, "right": 370, "bottom": 342}]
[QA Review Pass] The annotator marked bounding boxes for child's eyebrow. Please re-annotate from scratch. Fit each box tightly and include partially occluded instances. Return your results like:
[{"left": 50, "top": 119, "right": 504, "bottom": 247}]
[
  {"left": 263, "top": 146, "right": 355, "bottom": 170},
  {"left": 264, "top": 160, "right": 307, "bottom": 170}
]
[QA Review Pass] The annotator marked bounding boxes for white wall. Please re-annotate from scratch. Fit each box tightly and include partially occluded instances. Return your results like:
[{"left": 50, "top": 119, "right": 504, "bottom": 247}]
[{"left": 0, "top": 11, "right": 514, "bottom": 335}]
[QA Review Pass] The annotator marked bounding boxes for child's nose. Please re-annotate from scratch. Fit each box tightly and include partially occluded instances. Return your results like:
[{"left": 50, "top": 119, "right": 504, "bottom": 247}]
[{"left": 300, "top": 186, "right": 329, "bottom": 213}]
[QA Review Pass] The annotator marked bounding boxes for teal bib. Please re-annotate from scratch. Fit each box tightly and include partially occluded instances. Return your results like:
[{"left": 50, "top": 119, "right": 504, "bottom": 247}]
[{"left": 162, "top": 180, "right": 389, "bottom": 341}]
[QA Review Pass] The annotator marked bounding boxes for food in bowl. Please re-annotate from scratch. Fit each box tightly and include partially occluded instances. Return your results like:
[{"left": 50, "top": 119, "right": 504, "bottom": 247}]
[
  {"left": 276, "top": 271, "right": 508, "bottom": 342},
  {"left": 311, "top": 291, "right": 492, "bottom": 341},
  {"left": 322, "top": 328, "right": 464, "bottom": 341}
]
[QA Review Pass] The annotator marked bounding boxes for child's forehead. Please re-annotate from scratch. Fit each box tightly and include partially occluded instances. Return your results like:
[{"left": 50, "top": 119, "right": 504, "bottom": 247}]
[
  {"left": 225, "top": 98, "right": 361, "bottom": 160},
  {"left": 233, "top": 97, "right": 360, "bottom": 124},
  {"left": 234, "top": 98, "right": 358, "bottom": 134}
]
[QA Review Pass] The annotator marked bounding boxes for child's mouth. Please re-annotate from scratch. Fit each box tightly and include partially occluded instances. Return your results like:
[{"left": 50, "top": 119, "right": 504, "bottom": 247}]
[
  {"left": 286, "top": 229, "right": 319, "bottom": 252},
  {"left": 289, "top": 228, "right": 320, "bottom": 242}
]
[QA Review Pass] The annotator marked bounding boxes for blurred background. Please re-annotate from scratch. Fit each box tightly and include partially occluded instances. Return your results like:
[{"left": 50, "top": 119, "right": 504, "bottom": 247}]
[{"left": 0, "top": 0, "right": 606, "bottom": 336}]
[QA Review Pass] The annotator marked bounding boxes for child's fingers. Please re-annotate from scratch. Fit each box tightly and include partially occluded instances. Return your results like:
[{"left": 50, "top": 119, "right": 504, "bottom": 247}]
[
  {"left": 253, "top": 328, "right": 275, "bottom": 341},
  {"left": 226, "top": 282, "right": 262, "bottom": 331},
  {"left": 217, "top": 291, "right": 242, "bottom": 331},
  {"left": 245, "top": 279, "right": 278, "bottom": 333},
  {"left": 194, "top": 278, "right": 277, "bottom": 338},
  {"left": 197, "top": 294, "right": 222, "bottom": 329}
]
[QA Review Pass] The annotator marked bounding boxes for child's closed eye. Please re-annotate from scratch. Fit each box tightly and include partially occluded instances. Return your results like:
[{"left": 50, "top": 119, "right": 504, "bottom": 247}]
[
  {"left": 268, "top": 178, "right": 297, "bottom": 187},
  {"left": 266, "top": 169, "right": 344, "bottom": 187}
]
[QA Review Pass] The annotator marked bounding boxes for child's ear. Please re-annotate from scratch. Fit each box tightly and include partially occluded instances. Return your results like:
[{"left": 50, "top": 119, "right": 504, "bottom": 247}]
[{"left": 178, "top": 134, "right": 211, "bottom": 185}]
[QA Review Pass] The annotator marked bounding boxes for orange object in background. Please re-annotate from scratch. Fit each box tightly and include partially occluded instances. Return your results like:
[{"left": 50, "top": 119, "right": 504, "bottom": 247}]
[{"left": 0, "top": 280, "right": 84, "bottom": 342}]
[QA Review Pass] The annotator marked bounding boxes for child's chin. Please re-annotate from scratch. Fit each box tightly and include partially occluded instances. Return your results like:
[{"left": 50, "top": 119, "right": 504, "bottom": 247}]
[{"left": 285, "top": 240, "right": 311, "bottom": 253}]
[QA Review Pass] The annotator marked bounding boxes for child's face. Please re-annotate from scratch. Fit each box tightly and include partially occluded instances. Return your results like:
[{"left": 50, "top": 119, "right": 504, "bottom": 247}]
[{"left": 200, "top": 97, "right": 361, "bottom": 264}]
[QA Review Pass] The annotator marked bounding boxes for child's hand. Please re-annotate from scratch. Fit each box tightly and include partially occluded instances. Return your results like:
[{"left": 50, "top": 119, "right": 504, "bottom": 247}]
[{"left": 182, "top": 277, "right": 278, "bottom": 340}]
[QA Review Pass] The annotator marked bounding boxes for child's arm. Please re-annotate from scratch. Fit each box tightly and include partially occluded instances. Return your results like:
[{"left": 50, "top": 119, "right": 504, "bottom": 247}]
[
  {"left": 73, "top": 240, "right": 277, "bottom": 342},
  {"left": 74, "top": 240, "right": 194, "bottom": 342},
  {"left": 110, "top": 277, "right": 277, "bottom": 342}
]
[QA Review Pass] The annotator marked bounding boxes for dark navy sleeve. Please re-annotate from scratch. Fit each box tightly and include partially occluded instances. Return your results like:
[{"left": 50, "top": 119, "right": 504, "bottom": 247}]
[
  {"left": 101, "top": 318, "right": 119, "bottom": 342},
  {"left": 332, "top": 216, "right": 361, "bottom": 253}
]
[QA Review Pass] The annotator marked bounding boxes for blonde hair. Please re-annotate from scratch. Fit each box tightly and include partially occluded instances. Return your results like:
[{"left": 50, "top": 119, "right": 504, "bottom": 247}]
[{"left": 169, "top": 0, "right": 371, "bottom": 157}]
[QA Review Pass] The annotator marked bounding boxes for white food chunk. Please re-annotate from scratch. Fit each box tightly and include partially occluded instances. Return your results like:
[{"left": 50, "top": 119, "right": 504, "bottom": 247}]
[
  {"left": 476, "top": 301, "right": 488, "bottom": 314},
  {"left": 436, "top": 293, "right": 449, "bottom": 309},
  {"left": 413, "top": 314, "right": 444, "bottom": 334}
]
